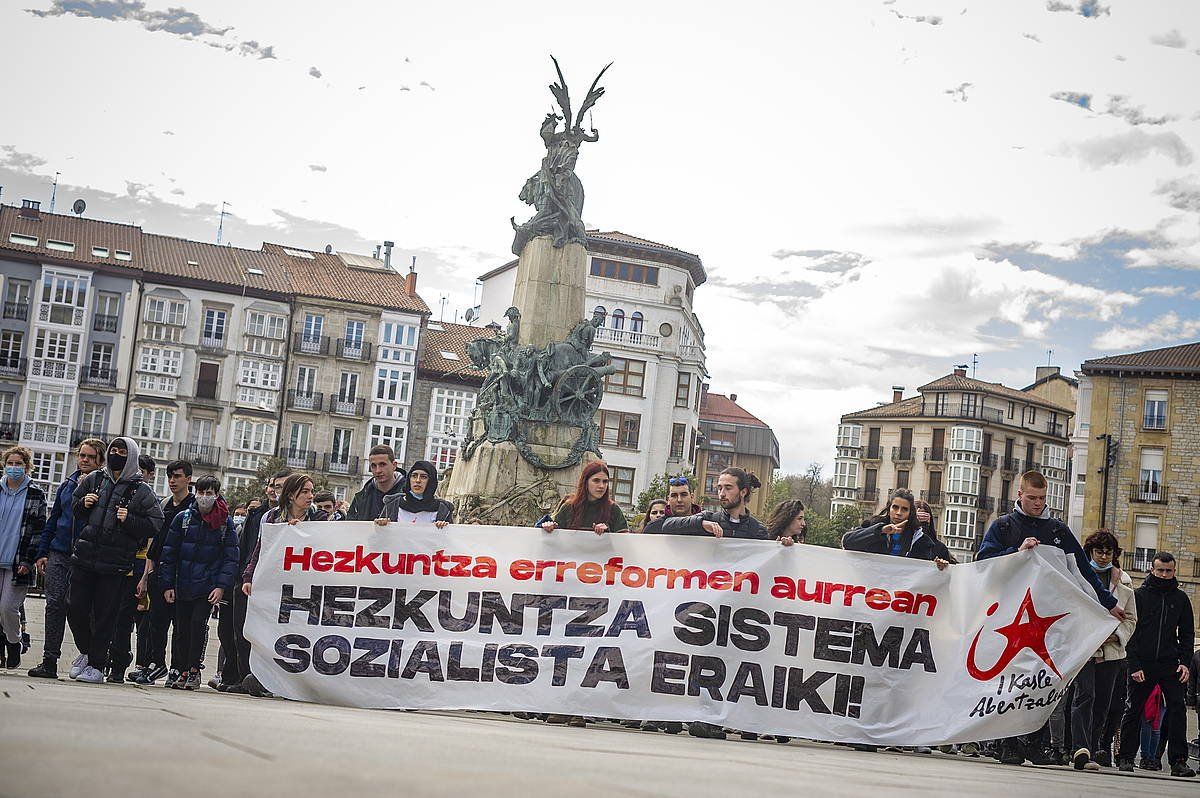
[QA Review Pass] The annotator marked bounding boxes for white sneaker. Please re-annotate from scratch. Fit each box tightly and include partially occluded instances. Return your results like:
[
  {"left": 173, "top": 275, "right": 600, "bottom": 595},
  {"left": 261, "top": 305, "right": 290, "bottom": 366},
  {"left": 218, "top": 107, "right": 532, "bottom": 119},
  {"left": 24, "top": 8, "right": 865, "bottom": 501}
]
[
  {"left": 68, "top": 653, "right": 89, "bottom": 680},
  {"left": 77, "top": 665, "right": 105, "bottom": 684}
]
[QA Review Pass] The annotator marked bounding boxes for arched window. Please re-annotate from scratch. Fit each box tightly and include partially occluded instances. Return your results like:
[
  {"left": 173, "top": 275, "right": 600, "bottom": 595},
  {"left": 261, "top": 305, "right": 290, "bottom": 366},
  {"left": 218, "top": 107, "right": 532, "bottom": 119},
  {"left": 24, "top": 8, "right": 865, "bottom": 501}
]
[
  {"left": 630, "top": 311, "right": 644, "bottom": 333},
  {"left": 592, "top": 305, "right": 606, "bottom": 325},
  {"left": 611, "top": 309, "right": 625, "bottom": 330}
]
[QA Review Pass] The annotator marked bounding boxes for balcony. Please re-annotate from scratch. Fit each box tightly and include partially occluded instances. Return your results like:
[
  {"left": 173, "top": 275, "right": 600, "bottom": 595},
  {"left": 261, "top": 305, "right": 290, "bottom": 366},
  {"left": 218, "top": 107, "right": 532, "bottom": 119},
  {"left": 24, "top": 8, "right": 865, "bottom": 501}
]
[
  {"left": 286, "top": 390, "right": 324, "bottom": 412},
  {"left": 595, "top": 327, "right": 661, "bottom": 351},
  {"left": 92, "top": 314, "right": 118, "bottom": 333},
  {"left": 178, "top": 443, "right": 221, "bottom": 468},
  {"left": 1143, "top": 413, "right": 1167, "bottom": 431},
  {"left": 980, "top": 452, "right": 998, "bottom": 470},
  {"left": 858, "top": 487, "right": 880, "bottom": 503},
  {"left": 921, "top": 489, "right": 943, "bottom": 506},
  {"left": 39, "top": 304, "right": 85, "bottom": 326},
  {"left": 70, "top": 427, "right": 106, "bottom": 448},
  {"left": 335, "top": 338, "right": 372, "bottom": 361},
  {"left": 678, "top": 344, "right": 704, "bottom": 362},
  {"left": 924, "top": 447, "right": 946, "bottom": 463},
  {"left": 21, "top": 422, "right": 68, "bottom": 446},
  {"left": 1123, "top": 551, "right": 1157, "bottom": 573},
  {"left": 323, "top": 453, "right": 361, "bottom": 476},
  {"left": 0, "top": 357, "right": 27, "bottom": 379},
  {"left": 864, "top": 444, "right": 883, "bottom": 460},
  {"left": 0, "top": 421, "right": 16, "bottom": 441},
  {"left": 81, "top": 367, "right": 118, "bottom": 390},
  {"left": 31, "top": 359, "right": 77, "bottom": 381},
  {"left": 281, "top": 447, "right": 317, "bottom": 470},
  {"left": 292, "top": 333, "right": 330, "bottom": 356},
  {"left": 1130, "top": 484, "right": 1168, "bottom": 505},
  {"left": 977, "top": 495, "right": 996, "bottom": 514},
  {"left": 198, "top": 335, "right": 227, "bottom": 353},
  {"left": 329, "top": 395, "right": 366, "bottom": 417},
  {"left": 891, "top": 445, "right": 916, "bottom": 462},
  {"left": 1046, "top": 421, "right": 1065, "bottom": 438},
  {"left": 2, "top": 302, "right": 28, "bottom": 321},
  {"left": 1001, "top": 456, "right": 1022, "bottom": 473}
]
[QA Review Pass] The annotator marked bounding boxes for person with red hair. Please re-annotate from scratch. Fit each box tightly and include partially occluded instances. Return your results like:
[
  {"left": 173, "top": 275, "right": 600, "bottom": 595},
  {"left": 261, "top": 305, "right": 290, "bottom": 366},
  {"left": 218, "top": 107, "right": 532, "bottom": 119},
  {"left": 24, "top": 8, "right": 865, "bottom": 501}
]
[{"left": 540, "top": 461, "right": 629, "bottom": 535}]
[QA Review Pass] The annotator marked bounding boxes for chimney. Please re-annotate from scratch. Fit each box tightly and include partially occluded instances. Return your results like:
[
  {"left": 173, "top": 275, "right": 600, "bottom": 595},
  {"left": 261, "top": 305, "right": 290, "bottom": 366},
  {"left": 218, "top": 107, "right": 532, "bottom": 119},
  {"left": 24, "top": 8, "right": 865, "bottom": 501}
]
[
  {"left": 701, "top": 382, "right": 710, "bottom": 403},
  {"left": 953, "top": 367, "right": 967, "bottom": 378},
  {"left": 892, "top": 385, "right": 904, "bottom": 404},
  {"left": 19, "top": 199, "right": 40, "bottom": 220},
  {"left": 730, "top": 392, "right": 738, "bottom": 403},
  {"left": 373, "top": 244, "right": 381, "bottom": 260},
  {"left": 383, "top": 240, "right": 394, "bottom": 270},
  {"left": 1035, "top": 365, "right": 1060, "bottom": 383},
  {"left": 405, "top": 255, "right": 417, "bottom": 297}
]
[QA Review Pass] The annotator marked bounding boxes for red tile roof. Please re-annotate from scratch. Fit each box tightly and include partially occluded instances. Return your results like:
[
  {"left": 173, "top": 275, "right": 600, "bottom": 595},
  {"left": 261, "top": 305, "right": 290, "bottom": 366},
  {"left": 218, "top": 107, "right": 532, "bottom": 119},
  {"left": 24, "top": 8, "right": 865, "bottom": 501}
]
[
  {"left": 700, "top": 392, "right": 769, "bottom": 427},
  {"left": 0, "top": 204, "right": 143, "bottom": 268},
  {"left": 842, "top": 396, "right": 926, "bottom": 420},
  {"left": 263, "top": 243, "right": 430, "bottom": 314},
  {"left": 143, "top": 234, "right": 291, "bottom": 293},
  {"left": 918, "top": 373, "right": 1073, "bottom": 413},
  {"left": 1083, "top": 341, "right": 1200, "bottom": 376},
  {"left": 419, "top": 321, "right": 491, "bottom": 382}
]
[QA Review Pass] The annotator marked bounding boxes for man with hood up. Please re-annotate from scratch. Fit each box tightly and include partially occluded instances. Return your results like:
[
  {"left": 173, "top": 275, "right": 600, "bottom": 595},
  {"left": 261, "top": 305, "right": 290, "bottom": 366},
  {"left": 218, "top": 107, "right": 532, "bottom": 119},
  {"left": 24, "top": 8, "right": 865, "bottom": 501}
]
[
  {"left": 67, "top": 437, "right": 164, "bottom": 684},
  {"left": 378, "top": 460, "right": 454, "bottom": 526}
]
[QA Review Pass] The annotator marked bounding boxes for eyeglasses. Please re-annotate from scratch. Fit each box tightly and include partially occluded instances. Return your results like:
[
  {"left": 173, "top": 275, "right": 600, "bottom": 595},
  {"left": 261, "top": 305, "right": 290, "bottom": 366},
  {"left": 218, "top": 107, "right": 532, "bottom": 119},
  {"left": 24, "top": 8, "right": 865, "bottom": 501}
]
[{"left": 668, "top": 477, "right": 690, "bottom": 486}]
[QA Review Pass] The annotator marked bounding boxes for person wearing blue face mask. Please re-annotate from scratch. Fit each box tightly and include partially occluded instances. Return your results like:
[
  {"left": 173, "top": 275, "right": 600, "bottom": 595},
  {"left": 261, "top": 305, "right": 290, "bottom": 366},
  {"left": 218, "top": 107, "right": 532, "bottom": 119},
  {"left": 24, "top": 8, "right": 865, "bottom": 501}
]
[
  {"left": 0, "top": 446, "right": 47, "bottom": 671},
  {"left": 376, "top": 461, "right": 454, "bottom": 527}
]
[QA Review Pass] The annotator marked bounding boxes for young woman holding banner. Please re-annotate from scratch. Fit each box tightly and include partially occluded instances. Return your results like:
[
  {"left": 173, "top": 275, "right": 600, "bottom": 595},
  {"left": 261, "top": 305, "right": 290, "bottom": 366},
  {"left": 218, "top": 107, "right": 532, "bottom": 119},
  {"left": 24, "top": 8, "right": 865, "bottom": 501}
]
[
  {"left": 540, "top": 461, "right": 630, "bottom": 536},
  {"left": 842, "top": 488, "right": 951, "bottom": 569}
]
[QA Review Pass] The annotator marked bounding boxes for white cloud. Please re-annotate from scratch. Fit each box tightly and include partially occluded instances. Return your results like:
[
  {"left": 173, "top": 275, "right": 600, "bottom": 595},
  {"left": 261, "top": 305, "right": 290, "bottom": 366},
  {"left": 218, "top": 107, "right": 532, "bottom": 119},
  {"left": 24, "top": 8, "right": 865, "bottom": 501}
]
[
  {"left": 1139, "top": 285, "right": 1186, "bottom": 296},
  {"left": 1150, "top": 29, "right": 1187, "bottom": 48},
  {"left": 1093, "top": 312, "right": 1200, "bottom": 351},
  {"left": 1058, "top": 129, "right": 1194, "bottom": 168}
]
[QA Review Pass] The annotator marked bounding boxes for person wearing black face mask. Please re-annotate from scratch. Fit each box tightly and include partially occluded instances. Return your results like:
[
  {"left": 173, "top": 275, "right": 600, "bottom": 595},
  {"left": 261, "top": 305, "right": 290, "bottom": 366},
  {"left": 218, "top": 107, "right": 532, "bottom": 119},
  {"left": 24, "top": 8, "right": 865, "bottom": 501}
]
[
  {"left": 68, "top": 437, "right": 164, "bottom": 685},
  {"left": 1116, "top": 552, "right": 1196, "bottom": 777}
]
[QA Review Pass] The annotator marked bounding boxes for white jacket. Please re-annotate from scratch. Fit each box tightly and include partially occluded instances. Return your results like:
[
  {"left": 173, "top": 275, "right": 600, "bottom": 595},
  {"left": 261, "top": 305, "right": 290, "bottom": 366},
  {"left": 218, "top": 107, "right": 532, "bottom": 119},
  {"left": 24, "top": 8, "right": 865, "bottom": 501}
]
[{"left": 1094, "top": 568, "right": 1137, "bottom": 662}]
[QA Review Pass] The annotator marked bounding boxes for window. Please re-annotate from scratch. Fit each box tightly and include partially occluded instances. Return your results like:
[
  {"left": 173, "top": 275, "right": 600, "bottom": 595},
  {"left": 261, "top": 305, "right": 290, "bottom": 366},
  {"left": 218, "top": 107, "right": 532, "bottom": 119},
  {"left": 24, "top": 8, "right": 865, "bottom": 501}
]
[
  {"left": 943, "top": 508, "right": 976, "bottom": 541},
  {"left": 332, "top": 428, "right": 353, "bottom": 460},
  {"left": 89, "top": 343, "right": 114, "bottom": 374},
  {"left": 896, "top": 469, "right": 909, "bottom": 489},
  {"left": 295, "top": 365, "right": 316, "bottom": 395},
  {"left": 0, "top": 331, "right": 23, "bottom": 366},
  {"left": 589, "top": 258, "right": 660, "bottom": 286},
  {"left": 1043, "top": 443, "right": 1068, "bottom": 472},
  {"left": 604, "top": 357, "right": 645, "bottom": 397},
  {"left": 1007, "top": 401, "right": 1015, "bottom": 419},
  {"left": 694, "top": 375, "right": 701, "bottom": 412},
  {"left": 238, "top": 358, "right": 282, "bottom": 389},
  {"left": 1024, "top": 406, "right": 1037, "bottom": 425},
  {"left": 1138, "top": 448, "right": 1164, "bottom": 499},
  {"left": 139, "top": 345, "right": 182, "bottom": 376},
  {"left": 630, "top": 312, "right": 644, "bottom": 333},
  {"left": 35, "top": 330, "right": 81, "bottom": 363},
  {"left": 130, "top": 406, "right": 176, "bottom": 443},
  {"left": 611, "top": 309, "right": 625, "bottom": 330},
  {"left": 95, "top": 291, "right": 120, "bottom": 318},
  {"left": 837, "top": 424, "right": 863, "bottom": 448},
  {"left": 375, "top": 368, "right": 412, "bottom": 403},
  {"left": 670, "top": 423, "right": 686, "bottom": 460},
  {"left": 25, "top": 386, "right": 72, "bottom": 426},
  {"left": 949, "top": 426, "right": 982, "bottom": 452},
  {"left": 934, "top": 393, "right": 948, "bottom": 415},
  {"left": 196, "top": 362, "right": 220, "bottom": 399},
  {"left": 4, "top": 279, "right": 31, "bottom": 307},
  {"left": 1133, "top": 516, "right": 1159, "bottom": 571},
  {"left": 1047, "top": 481, "right": 1067, "bottom": 512},
  {"left": 231, "top": 419, "right": 275, "bottom": 453},
  {"left": 303, "top": 314, "right": 324, "bottom": 341},
  {"left": 709, "top": 428, "right": 736, "bottom": 448},
  {"left": 1143, "top": 389, "right": 1168, "bottom": 430},
  {"left": 41, "top": 270, "right": 89, "bottom": 324},
  {"left": 370, "top": 422, "right": 407, "bottom": 458},
  {"left": 429, "top": 387, "right": 476, "bottom": 440},
  {"left": 960, "top": 393, "right": 978, "bottom": 416},
  {"left": 592, "top": 306, "right": 606, "bottom": 325},
  {"left": 707, "top": 451, "right": 732, "bottom": 473},
  {"left": 31, "top": 451, "right": 67, "bottom": 493},
  {"left": 0, "top": 392, "right": 15, "bottom": 423},
  {"left": 610, "top": 466, "right": 635, "bottom": 506},
  {"left": 288, "top": 422, "right": 312, "bottom": 452},
  {"left": 9, "top": 233, "right": 36, "bottom": 246},
  {"left": 203, "top": 308, "right": 227, "bottom": 342},
  {"left": 46, "top": 239, "right": 75, "bottom": 252},
  {"left": 344, "top": 320, "right": 366, "bottom": 345},
  {"left": 245, "top": 311, "right": 285, "bottom": 339},
  {"left": 599, "top": 410, "right": 641, "bottom": 449},
  {"left": 144, "top": 297, "right": 187, "bottom": 326},
  {"left": 189, "top": 418, "right": 215, "bottom": 446},
  {"left": 382, "top": 322, "right": 418, "bottom": 348},
  {"left": 339, "top": 372, "right": 359, "bottom": 401},
  {"left": 91, "top": 246, "right": 109, "bottom": 258},
  {"left": 947, "top": 463, "right": 979, "bottom": 495},
  {"left": 1074, "top": 469, "right": 1086, "bottom": 497},
  {"left": 675, "top": 372, "right": 691, "bottom": 408},
  {"left": 80, "top": 402, "right": 106, "bottom": 433},
  {"left": 833, "top": 460, "right": 858, "bottom": 489}
]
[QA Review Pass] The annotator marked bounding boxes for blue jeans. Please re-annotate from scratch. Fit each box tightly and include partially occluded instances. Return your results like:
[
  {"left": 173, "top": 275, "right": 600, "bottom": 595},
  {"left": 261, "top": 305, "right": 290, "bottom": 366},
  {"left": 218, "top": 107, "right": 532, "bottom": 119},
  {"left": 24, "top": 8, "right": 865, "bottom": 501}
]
[{"left": 1140, "top": 706, "right": 1166, "bottom": 761}]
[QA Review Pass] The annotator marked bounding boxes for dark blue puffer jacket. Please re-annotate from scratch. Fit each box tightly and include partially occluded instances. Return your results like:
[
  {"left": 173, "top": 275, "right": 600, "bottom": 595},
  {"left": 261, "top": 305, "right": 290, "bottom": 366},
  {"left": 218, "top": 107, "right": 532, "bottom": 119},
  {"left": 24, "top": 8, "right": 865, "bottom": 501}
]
[
  {"left": 158, "top": 506, "right": 240, "bottom": 601},
  {"left": 39, "top": 470, "right": 82, "bottom": 557}
]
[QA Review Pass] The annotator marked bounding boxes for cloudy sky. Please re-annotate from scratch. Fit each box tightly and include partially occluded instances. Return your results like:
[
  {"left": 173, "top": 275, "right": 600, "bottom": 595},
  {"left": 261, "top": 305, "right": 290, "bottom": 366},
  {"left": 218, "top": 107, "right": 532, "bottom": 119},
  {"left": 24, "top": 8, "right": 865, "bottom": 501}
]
[{"left": 3, "top": 0, "right": 1199, "bottom": 473}]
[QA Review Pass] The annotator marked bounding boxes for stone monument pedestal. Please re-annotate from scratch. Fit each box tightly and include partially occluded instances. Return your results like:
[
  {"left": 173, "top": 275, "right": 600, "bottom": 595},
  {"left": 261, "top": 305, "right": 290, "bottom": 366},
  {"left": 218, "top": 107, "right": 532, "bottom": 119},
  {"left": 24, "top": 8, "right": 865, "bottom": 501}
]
[{"left": 510, "top": 237, "right": 588, "bottom": 349}]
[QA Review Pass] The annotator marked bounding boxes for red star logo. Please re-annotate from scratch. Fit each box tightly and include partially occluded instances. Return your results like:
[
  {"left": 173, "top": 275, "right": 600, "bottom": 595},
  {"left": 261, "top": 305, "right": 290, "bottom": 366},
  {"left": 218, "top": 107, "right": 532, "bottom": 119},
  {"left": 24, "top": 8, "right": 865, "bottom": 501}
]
[{"left": 966, "top": 588, "right": 1069, "bottom": 681}]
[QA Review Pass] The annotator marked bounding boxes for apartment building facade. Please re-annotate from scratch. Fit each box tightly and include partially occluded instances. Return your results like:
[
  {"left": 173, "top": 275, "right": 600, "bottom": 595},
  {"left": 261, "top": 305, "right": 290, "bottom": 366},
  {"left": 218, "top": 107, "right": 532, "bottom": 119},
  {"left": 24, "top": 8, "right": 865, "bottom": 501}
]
[
  {"left": 694, "top": 389, "right": 781, "bottom": 519},
  {"left": 476, "top": 231, "right": 708, "bottom": 508},
  {"left": 830, "top": 366, "right": 1076, "bottom": 562}
]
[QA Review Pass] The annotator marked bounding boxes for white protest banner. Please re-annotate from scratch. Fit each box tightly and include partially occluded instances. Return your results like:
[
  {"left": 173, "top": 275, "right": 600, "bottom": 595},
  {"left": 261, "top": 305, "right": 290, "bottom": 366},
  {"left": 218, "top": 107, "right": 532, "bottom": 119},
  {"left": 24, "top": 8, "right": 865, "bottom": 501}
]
[{"left": 245, "top": 522, "right": 1116, "bottom": 746}]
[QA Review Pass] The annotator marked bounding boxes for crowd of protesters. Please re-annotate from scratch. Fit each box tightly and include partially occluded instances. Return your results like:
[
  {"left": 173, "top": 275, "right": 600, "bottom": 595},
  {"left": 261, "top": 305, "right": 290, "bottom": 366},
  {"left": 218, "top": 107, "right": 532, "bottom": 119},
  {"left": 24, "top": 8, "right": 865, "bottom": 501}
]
[{"left": 2, "top": 437, "right": 1197, "bottom": 775}]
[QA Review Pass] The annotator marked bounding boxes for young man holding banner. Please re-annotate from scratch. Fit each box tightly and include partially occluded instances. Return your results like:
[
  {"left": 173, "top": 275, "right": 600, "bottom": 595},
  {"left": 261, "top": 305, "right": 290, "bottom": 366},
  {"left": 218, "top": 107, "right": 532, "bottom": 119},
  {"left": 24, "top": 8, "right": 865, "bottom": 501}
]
[{"left": 977, "top": 470, "right": 1123, "bottom": 766}]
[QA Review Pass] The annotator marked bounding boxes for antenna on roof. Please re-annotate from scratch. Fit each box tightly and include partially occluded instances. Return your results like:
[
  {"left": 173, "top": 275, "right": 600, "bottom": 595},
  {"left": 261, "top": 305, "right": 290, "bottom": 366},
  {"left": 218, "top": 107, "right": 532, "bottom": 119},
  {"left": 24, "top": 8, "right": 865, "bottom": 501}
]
[
  {"left": 216, "top": 201, "right": 231, "bottom": 245},
  {"left": 1046, "top": 348, "right": 1053, "bottom": 366},
  {"left": 971, "top": 352, "right": 979, "bottom": 379},
  {"left": 72, "top": 199, "right": 86, "bottom": 217},
  {"left": 439, "top": 295, "right": 448, "bottom": 323},
  {"left": 49, "top": 172, "right": 60, "bottom": 213}
]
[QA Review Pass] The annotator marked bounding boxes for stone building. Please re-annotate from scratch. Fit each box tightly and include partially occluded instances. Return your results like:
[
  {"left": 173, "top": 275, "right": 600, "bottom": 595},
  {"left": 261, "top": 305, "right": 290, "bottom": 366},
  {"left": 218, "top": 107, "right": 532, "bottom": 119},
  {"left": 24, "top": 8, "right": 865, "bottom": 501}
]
[
  {"left": 1077, "top": 342, "right": 1200, "bottom": 609},
  {"left": 830, "top": 366, "right": 1076, "bottom": 562},
  {"left": 408, "top": 321, "right": 490, "bottom": 475},
  {"left": 475, "top": 231, "right": 708, "bottom": 508},
  {"left": 694, "top": 388, "right": 780, "bottom": 519}
]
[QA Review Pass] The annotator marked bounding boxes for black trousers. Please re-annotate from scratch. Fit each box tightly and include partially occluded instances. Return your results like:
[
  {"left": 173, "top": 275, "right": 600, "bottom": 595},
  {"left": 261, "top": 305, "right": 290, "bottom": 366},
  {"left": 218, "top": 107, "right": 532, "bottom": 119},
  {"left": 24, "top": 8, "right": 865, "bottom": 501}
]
[
  {"left": 1070, "top": 658, "right": 1123, "bottom": 753},
  {"left": 216, "top": 587, "right": 250, "bottom": 686},
  {"left": 1100, "top": 661, "right": 1127, "bottom": 752},
  {"left": 172, "top": 598, "right": 212, "bottom": 671},
  {"left": 149, "top": 580, "right": 175, "bottom": 669},
  {"left": 106, "top": 573, "right": 140, "bottom": 674},
  {"left": 66, "top": 567, "right": 126, "bottom": 665},
  {"left": 1118, "top": 662, "right": 1189, "bottom": 765}
]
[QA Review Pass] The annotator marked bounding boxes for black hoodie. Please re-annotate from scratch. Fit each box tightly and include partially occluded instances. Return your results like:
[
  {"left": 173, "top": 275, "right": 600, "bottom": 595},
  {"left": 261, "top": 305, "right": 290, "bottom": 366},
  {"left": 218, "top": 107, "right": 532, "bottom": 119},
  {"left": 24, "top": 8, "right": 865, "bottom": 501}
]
[
  {"left": 1126, "top": 573, "right": 1195, "bottom": 673},
  {"left": 71, "top": 436, "right": 164, "bottom": 575},
  {"left": 381, "top": 461, "right": 454, "bottom": 524}
]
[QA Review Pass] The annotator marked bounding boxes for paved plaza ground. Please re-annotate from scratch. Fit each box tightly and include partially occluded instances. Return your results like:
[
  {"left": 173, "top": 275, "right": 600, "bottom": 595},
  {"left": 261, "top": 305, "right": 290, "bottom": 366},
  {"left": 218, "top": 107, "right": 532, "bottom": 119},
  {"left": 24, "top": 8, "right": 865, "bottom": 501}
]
[{"left": 3, "top": 596, "right": 1196, "bottom": 798}]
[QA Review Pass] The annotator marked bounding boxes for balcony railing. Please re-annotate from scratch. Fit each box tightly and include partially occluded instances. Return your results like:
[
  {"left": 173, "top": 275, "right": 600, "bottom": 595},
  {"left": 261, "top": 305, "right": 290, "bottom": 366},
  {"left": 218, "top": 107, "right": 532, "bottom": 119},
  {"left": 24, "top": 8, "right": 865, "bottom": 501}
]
[
  {"left": 335, "top": 338, "right": 372, "bottom": 361},
  {"left": 924, "top": 447, "right": 946, "bottom": 463},
  {"left": 178, "top": 443, "right": 221, "bottom": 467},
  {"left": 21, "top": 422, "right": 68, "bottom": 446},
  {"left": 977, "top": 495, "right": 995, "bottom": 513},
  {"left": 70, "top": 427, "right": 106, "bottom": 448},
  {"left": 194, "top": 381, "right": 220, "bottom": 401},
  {"left": 281, "top": 447, "right": 317, "bottom": 469},
  {"left": 31, "top": 359, "right": 77, "bottom": 381},
  {"left": 595, "top": 327, "right": 661, "bottom": 350},
  {"left": 980, "top": 453, "right": 998, "bottom": 469},
  {"left": 1130, "top": 484, "right": 1168, "bottom": 505},
  {"left": 199, "top": 335, "right": 227, "bottom": 353},
  {"left": 891, "top": 445, "right": 916, "bottom": 462},
  {"left": 81, "top": 367, "right": 118, "bottom": 389},
  {"left": 1046, "top": 421, "right": 1064, "bottom": 437},
  {"left": 1001, "top": 457, "right": 1022, "bottom": 472},
  {"left": 859, "top": 487, "right": 880, "bottom": 503},
  {"left": 0, "top": 358, "right": 27, "bottom": 379},
  {"left": 0, "top": 421, "right": 16, "bottom": 441},
  {"left": 292, "top": 333, "right": 330, "bottom": 356},
  {"left": 323, "top": 453, "right": 360, "bottom": 476},
  {"left": 1143, "top": 413, "right": 1167, "bottom": 431},
  {"left": 2, "top": 301, "right": 28, "bottom": 321},
  {"left": 1123, "top": 551, "right": 1157, "bottom": 573},
  {"left": 286, "top": 390, "right": 324, "bottom": 412},
  {"left": 92, "top": 314, "right": 118, "bottom": 333},
  {"left": 678, "top": 344, "right": 704, "bottom": 361},
  {"left": 329, "top": 395, "right": 366, "bottom": 417},
  {"left": 921, "top": 489, "right": 943, "bottom": 505},
  {"left": 864, "top": 444, "right": 883, "bottom": 460}
]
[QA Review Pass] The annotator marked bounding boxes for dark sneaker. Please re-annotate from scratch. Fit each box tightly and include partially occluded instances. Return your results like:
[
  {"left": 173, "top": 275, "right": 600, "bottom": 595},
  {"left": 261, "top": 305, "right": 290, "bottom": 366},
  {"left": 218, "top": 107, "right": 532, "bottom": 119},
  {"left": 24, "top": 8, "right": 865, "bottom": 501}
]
[
  {"left": 566, "top": 716, "right": 587, "bottom": 728},
  {"left": 20, "top": 632, "right": 30, "bottom": 654},
  {"left": 165, "top": 668, "right": 183, "bottom": 689},
  {"left": 127, "top": 666, "right": 147, "bottom": 682},
  {"left": 207, "top": 676, "right": 222, "bottom": 690},
  {"left": 1072, "top": 748, "right": 1090, "bottom": 770},
  {"left": 1171, "top": 762, "right": 1196, "bottom": 778},
  {"left": 1138, "top": 757, "right": 1161, "bottom": 771},
  {"left": 185, "top": 670, "right": 201, "bottom": 690},
  {"left": 243, "top": 674, "right": 272, "bottom": 698},
  {"left": 145, "top": 665, "right": 168, "bottom": 684},
  {"left": 1117, "top": 759, "right": 1135, "bottom": 772},
  {"left": 687, "top": 722, "right": 727, "bottom": 740},
  {"left": 999, "top": 740, "right": 1025, "bottom": 766},
  {"left": 1029, "top": 746, "right": 1063, "bottom": 766},
  {"left": 740, "top": 731, "right": 759, "bottom": 741},
  {"left": 28, "top": 658, "right": 58, "bottom": 679},
  {"left": 1093, "top": 749, "right": 1111, "bottom": 768},
  {"left": 774, "top": 736, "right": 791, "bottom": 744},
  {"left": 107, "top": 670, "right": 125, "bottom": 684},
  {"left": 4, "top": 642, "right": 20, "bottom": 670}
]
